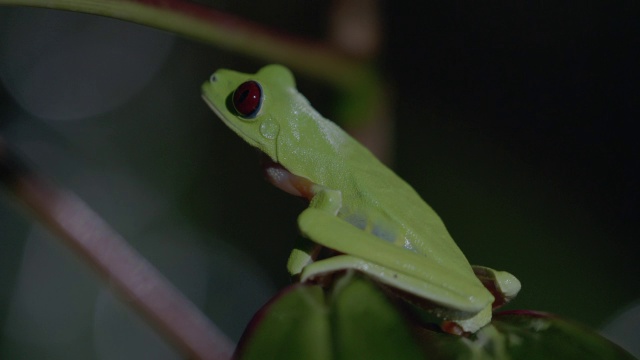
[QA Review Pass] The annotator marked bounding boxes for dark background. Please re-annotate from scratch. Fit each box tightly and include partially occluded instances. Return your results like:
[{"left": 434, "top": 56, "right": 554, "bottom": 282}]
[
  {"left": 0, "top": 1, "right": 638, "bottom": 358},
  {"left": 387, "top": 1, "right": 639, "bottom": 325}
]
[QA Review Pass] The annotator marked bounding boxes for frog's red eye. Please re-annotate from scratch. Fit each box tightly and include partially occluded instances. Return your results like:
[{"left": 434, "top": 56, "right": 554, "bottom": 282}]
[{"left": 232, "top": 80, "right": 262, "bottom": 118}]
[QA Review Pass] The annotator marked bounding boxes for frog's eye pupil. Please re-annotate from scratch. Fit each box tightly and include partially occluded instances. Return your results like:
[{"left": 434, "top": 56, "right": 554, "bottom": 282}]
[{"left": 233, "top": 80, "right": 262, "bottom": 118}]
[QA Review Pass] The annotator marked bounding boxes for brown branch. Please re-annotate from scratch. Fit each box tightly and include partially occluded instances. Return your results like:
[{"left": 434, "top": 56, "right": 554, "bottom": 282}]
[{"left": 0, "top": 136, "right": 234, "bottom": 360}]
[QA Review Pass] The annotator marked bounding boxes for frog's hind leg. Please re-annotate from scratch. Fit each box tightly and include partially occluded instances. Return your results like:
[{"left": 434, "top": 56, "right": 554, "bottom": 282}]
[
  {"left": 301, "top": 254, "right": 494, "bottom": 334},
  {"left": 299, "top": 254, "right": 467, "bottom": 309},
  {"left": 297, "top": 208, "right": 493, "bottom": 314}
]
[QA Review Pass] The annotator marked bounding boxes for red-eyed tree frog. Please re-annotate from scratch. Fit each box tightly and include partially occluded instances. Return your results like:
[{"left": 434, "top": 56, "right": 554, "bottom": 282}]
[{"left": 202, "top": 64, "right": 521, "bottom": 334}]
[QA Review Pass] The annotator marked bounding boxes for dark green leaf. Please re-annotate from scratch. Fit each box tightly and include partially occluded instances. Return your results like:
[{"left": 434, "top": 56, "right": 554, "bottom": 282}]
[
  {"left": 237, "top": 275, "right": 636, "bottom": 360},
  {"left": 235, "top": 273, "right": 423, "bottom": 360}
]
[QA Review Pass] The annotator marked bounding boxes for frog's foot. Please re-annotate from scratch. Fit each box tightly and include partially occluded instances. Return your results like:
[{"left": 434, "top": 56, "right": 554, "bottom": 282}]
[
  {"left": 287, "top": 248, "right": 313, "bottom": 276},
  {"left": 287, "top": 238, "right": 324, "bottom": 276},
  {"left": 472, "top": 265, "right": 521, "bottom": 308}
]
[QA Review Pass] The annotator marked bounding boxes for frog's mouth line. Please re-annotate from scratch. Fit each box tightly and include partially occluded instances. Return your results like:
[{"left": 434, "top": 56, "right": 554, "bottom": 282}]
[{"left": 202, "top": 94, "right": 263, "bottom": 150}]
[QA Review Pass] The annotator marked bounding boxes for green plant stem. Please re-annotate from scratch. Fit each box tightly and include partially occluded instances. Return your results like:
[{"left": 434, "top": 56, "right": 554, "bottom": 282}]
[
  {"left": 0, "top": 0, "right": 389, "bottom": 156},
  {"left": 0, "top": 0, "right": 373, "bottom": 89}
]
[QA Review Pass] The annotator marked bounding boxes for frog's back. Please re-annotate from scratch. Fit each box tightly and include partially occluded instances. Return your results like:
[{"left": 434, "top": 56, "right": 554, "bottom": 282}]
[
  {"left": 285, "top": 111, "right": 475, "bottom": 276},
  {"left": 336, "top": 138, "right": 475, "bottom": 275}
]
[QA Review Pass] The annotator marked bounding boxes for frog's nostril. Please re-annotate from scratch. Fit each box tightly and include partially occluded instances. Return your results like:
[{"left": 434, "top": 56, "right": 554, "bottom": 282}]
[{"left": 209, "top": 74, "right": 217, "bottom": 83}]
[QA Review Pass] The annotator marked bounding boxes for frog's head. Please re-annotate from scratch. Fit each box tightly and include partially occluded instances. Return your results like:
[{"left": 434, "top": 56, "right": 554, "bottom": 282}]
[
  {"left": 202, "top": 64, "right": 294, "bottom": 161},
  {"left": 202, "top": 64, "right": 346, "bottom": 179}
]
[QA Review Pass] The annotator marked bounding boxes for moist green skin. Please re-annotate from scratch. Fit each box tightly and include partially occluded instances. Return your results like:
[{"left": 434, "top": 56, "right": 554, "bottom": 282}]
[{"left": 202, "top": 64, "right": 521, "bottom": 333}]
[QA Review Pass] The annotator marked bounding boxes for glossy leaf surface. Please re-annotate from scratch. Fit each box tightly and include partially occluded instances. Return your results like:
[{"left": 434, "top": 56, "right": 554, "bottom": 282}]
[{"left": 235, "top": 274, "right": 423, "bottom": 360}]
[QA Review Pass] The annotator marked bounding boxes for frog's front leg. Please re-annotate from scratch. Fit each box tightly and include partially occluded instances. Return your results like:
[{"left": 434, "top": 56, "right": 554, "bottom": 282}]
[
  {"left": 287, "top": 186, "right": 343, "bottom": 276},
  {"left": 264, "top": 162, "right": 344, "bottom": 275},
  {"left": 308, "top": 186, "right": 342, "bottom": 215},
  {"left": 264, "top": 161, "right": 343, "bottom": 216}
]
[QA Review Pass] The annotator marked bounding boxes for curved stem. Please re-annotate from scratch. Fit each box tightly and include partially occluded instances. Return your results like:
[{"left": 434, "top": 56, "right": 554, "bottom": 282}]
[{"left": 0, "top": 0, "right": 372, "bottom": 88}]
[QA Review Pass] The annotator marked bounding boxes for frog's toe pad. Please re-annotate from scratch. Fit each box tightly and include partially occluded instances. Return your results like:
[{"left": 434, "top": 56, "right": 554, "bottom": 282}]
[{"left": 472, "top": 265, "right": 521, "bottom": 308}]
